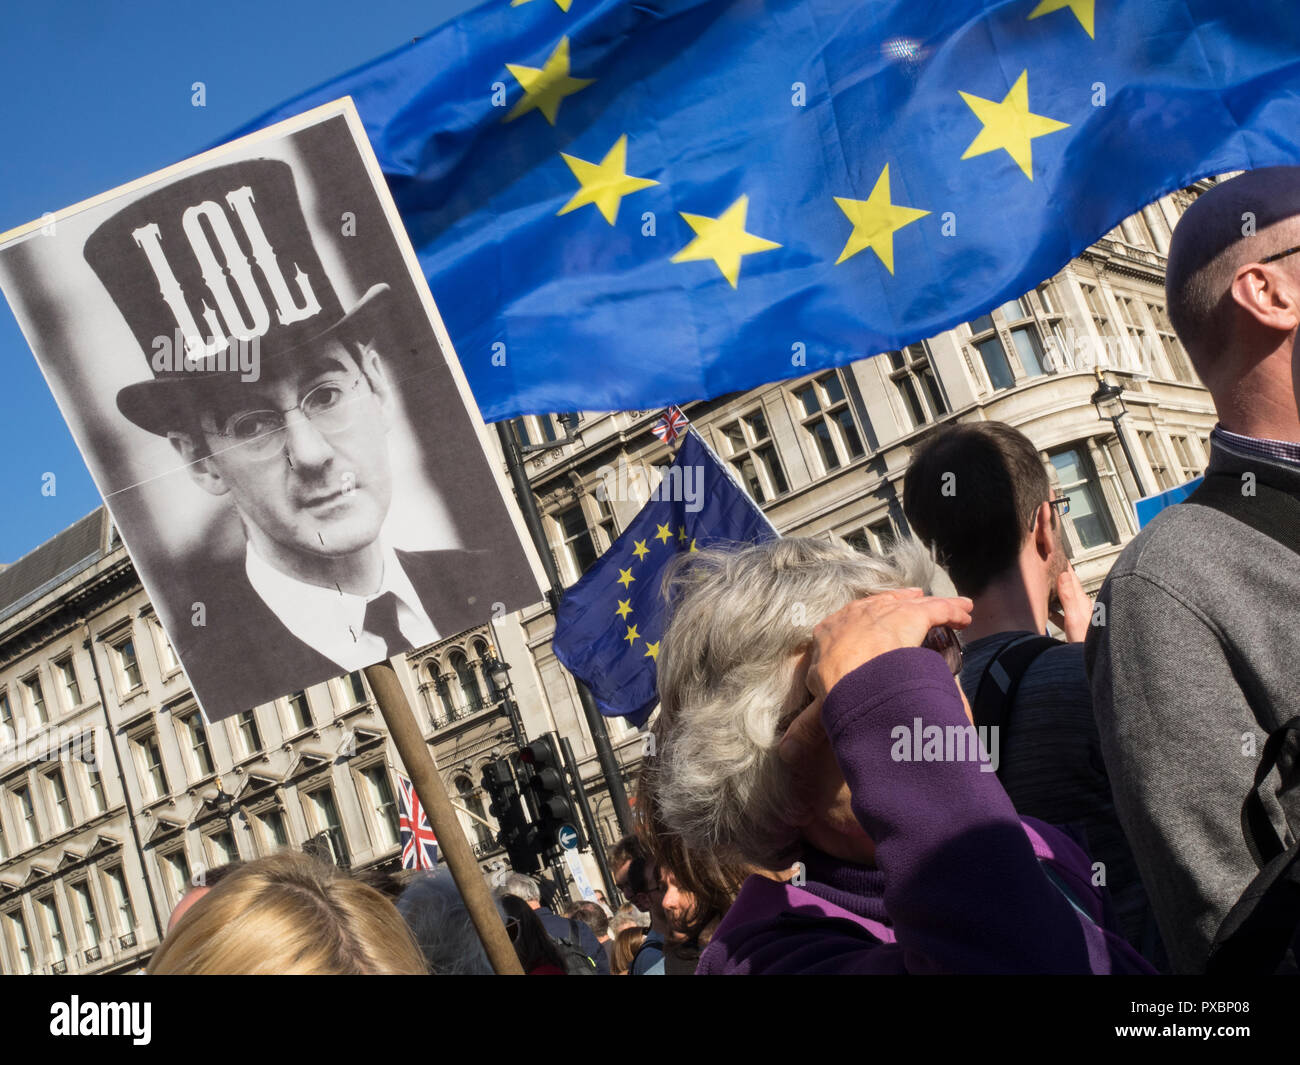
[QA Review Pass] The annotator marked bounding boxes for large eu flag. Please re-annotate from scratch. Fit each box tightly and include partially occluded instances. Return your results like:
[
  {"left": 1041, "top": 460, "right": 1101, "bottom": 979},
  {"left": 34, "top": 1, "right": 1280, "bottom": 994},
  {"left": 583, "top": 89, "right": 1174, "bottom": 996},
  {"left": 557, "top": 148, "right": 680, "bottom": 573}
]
[
  {"left": 551, "top": 430, "right": 775, "bottom": 725},
  {"left": 235, "top": 0, "right": 1300, "bottom": 420}
]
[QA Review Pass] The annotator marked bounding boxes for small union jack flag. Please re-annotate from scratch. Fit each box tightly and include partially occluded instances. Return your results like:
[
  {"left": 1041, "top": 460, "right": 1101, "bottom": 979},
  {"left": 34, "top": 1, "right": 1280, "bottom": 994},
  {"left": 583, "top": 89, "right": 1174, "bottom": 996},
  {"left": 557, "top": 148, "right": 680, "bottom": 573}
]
[
  {"left": 651, "top": 405, "right": 689, "bottom": 444},
  {"left": 398, "top": 773, "right": 439, "bottom": 870}
]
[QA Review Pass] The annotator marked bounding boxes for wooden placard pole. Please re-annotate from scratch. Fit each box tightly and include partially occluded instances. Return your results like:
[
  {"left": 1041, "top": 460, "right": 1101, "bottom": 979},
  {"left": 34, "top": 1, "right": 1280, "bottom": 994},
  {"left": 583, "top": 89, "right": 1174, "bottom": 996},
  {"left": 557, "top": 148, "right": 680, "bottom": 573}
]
[{"left": 364, "top": 660, "right": 523, "bottom": 975}]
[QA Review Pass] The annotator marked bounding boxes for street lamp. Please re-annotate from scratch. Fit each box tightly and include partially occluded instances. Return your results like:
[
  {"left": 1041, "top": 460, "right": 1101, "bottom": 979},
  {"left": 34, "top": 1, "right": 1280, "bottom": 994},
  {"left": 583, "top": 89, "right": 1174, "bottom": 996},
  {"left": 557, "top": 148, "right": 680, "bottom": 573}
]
[
  {"left": 483, "top": 652, "right": 525, "bottom": 749},
  {"left": 1089, "top": 370, "right": 1150, "bottom": 499}
]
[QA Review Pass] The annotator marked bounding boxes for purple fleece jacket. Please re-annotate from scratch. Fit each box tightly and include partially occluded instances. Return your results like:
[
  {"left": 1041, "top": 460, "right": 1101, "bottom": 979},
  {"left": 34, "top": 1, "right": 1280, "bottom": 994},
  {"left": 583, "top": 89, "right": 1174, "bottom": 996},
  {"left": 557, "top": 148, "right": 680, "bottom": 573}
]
[{"left": 697, "top": 647, "right": 1155, "bottom": 975}]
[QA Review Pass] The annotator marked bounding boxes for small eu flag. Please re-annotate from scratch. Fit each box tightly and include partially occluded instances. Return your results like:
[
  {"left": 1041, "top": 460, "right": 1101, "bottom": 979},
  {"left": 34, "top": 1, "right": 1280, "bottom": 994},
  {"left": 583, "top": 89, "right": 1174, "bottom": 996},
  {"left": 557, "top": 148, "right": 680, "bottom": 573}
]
[{"left": 551, "top": 429, "right": 776, "bottom": 725}]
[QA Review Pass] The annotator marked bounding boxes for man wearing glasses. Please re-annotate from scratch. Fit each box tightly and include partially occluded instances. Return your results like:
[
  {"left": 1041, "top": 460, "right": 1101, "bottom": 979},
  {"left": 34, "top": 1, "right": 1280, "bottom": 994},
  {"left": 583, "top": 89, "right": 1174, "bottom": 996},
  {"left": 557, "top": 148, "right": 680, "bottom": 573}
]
[
  {"left": 1086, "top": 167, "right": 1300, "bottom": 974},
  {"left": 89, "top": 158, "right": 494, "bottom": 714},
  {"left": 903, "top": 420, "right": 1156, "bottom": 961}
]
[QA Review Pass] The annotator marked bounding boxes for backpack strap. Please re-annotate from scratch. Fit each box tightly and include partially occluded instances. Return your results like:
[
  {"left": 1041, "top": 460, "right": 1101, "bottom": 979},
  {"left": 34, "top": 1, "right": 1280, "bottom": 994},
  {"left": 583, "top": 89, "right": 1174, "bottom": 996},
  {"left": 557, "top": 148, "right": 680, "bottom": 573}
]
[
  {"left": 1185, "top": 474, "right": 1300, "bottom": 560},
  {"left": 971, "top": 634, "right": 1061, "bottom": 755},
  {"left": 1205, "top": 716, "right": 1300, "bottom": 975}
]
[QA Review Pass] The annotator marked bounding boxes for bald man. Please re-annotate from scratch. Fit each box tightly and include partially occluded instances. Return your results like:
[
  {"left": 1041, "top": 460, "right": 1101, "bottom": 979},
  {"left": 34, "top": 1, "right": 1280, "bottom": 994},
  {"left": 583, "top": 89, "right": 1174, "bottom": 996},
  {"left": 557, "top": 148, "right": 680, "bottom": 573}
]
[{"left": 1085, "top": 168, "right": 1300, "bottom": 973}]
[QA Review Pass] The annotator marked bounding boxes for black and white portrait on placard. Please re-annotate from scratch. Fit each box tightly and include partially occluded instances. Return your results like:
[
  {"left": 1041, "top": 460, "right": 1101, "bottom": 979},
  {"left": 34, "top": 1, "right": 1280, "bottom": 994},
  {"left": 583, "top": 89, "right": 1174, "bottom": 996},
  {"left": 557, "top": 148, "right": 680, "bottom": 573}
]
[{"left": 0, "top": 100, "right": 544, "bottom": 722}]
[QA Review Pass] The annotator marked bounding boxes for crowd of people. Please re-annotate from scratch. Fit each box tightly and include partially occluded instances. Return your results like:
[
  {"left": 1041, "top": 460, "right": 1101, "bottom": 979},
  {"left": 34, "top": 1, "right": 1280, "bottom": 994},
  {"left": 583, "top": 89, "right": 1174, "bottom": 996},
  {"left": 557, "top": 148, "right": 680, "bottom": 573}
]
[{"left": 143, "top": 165, "right": 1299, "bottom": 976}]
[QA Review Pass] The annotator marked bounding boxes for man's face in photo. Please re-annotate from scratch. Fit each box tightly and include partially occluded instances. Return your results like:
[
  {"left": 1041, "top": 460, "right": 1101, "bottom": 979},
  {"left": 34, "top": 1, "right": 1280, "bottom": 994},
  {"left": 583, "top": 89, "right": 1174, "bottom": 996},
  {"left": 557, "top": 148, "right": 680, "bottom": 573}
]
[{"left": 171, "top": 336, "right": 396, "bottom": 575}]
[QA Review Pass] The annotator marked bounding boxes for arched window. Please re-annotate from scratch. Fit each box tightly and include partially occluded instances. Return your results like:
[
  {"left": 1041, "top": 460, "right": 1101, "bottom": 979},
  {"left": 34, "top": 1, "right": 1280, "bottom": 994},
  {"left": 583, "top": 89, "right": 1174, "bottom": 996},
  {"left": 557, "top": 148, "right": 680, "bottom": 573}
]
[
  {"left": 450, "top": 651, "right": 480, "bottom": 711},
  {"left": 428, "top": 661, "right": 456, "bottom": 721},
  {"left": 454, "top": 775, "right": 492, "bottom": 848}
]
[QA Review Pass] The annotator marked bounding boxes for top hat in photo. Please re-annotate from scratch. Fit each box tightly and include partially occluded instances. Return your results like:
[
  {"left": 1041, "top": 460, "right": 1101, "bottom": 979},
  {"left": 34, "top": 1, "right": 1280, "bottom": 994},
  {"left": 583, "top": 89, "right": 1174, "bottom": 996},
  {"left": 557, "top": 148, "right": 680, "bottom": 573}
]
[{"left": 84, "top": 157, "right": 389, "bottom": 436}]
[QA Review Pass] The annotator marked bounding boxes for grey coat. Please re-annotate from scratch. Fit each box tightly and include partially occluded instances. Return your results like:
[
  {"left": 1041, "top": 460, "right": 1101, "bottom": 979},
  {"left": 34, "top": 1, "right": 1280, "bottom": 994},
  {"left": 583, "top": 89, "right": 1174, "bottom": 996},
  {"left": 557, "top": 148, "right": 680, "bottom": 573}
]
[{"left": 1085, "top": 434, "right": 1300, "bottom": 974}]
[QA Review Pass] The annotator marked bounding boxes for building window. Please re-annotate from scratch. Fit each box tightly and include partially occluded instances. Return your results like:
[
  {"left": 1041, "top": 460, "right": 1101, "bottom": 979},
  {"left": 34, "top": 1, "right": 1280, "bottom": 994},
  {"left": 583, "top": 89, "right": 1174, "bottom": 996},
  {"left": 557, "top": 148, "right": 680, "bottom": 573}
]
[
  {"left": 46, "top": 769, "right": 73, "bottom": 831},
  {"left": 287, "top": 691, "right": 312, "bottom": 731},
  {"left": 885, "top": 344, "right": 948, "bottom": 430},
  {"left": 0, "top": 690, "right": 13, "bottom": 744},
  {"left": 361, "top": 764, "right": 399, "bottom": 848},
  {"left": 37, "top": 894, "right": 67, "bottom": 964},
  {"left": 24, "top": 676, "right": 48, "bottom": 726},
  {"left": 4, "top": 910, "right": 33, "bottom": 975},
  {"left": 591, "top": 493, "right": 618, "bottom": 552},
  {"left": 793, "top": 371, "right": 866, "bottom": 471},
  {"left": 235, "top": 711, "right": 262, "bottom": 756},
  {"left": 155, "top": 623, "right": 180, "bottom": 673},
  {"left": 718, "top": 408, "right": 789, "bottom": 503},
  {"left": 1169, "top": 433, "right": 1202, "bottom": 480},
  {"left": 1145, "top": 302, "right": 1194, "bottom": 382},
  {"left": 556, "top": 504, "right": 599, "bottom": 581},
  {"left": 1049, "top": 447, "right": 1116, "bottom": 550},
  {"left": 455, "top": 775, "right": 492, "bottom": 849},
  {"left": 207, "top": 829, "right": 238, "bottom": 867},
  {"left": 306, "top": 787, "right": 348, "bottom": 866},
  {"left": 345, "top": 672, "right": 368, "bottom": 707},
  {"left": 449, "top": 651, "right": 482, "bottom": 712},
  {"left": 133, "top": 732, "right": 169, "bottom": 800},
  {"left": 113, "top": 638, "right": 143, "bottom": 693},
  {"left": 1079, "top": 282, "right": 1110, "bottom": 335},
  {"left": 968, "top": 315, "right": 1015, "bottom": 391},
  {"left": 180, "top": 711, "right": 215, "bottom": 778},
  {"left": 968, "top": 298, "right": 1049, "bottom": 391},
  {"left": 103, "top": 865, "right": 137, "bottom": 936},
  {"left": 13, "top": 784, "right": 38, "bottom": 846},
  {"left": 83, "top": 761, "right": 107, "bottom": 814},
  {"left": 431, "top": 667, "right": 456, "bottom": 723},
  {"left": 69, "top": 881, "right": 100, "bottom": 952},
  {"left": 161, "top": 849, "right": 192, "bottom": 904},
  {"left": 56, "top": 658, "right": 81, "bottom": 710},
  {"left": 1138, "top": 431, "right": 1175, "bottom": 491},
  {"left": 257, "top": 807, "right": 290, "bottom": 851}
]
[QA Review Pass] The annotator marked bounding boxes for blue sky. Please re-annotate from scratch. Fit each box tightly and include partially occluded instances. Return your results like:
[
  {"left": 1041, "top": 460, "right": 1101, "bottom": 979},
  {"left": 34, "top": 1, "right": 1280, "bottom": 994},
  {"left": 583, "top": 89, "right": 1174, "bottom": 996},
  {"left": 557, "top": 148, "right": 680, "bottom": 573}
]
[{"left": 0, "top": 0, "right": 480, "bottom": 563}]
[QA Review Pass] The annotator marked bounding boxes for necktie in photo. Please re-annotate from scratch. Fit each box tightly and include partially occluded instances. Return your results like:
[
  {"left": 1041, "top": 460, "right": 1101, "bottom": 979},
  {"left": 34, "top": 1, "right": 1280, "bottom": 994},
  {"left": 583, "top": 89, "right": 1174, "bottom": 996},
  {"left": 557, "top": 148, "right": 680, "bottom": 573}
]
[{"left": 363, "top": 591, "right": 413, "bottom": 656}]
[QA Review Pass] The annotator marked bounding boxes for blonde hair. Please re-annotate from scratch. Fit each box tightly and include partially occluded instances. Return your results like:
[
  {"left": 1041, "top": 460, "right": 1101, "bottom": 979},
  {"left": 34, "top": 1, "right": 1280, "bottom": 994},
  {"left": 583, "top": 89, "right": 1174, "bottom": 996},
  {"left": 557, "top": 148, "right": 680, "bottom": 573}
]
[
  {"left": 611, "top": 926, "right": 647, "bottom": 975},
  {"left": 146, "top": 852, "right": 426, "bottom": 975}
]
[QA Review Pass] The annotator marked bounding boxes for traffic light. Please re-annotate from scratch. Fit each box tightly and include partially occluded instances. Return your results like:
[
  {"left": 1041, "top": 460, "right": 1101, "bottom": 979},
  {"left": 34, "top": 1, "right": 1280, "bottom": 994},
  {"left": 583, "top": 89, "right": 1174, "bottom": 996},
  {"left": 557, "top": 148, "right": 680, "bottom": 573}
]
[
  {"left": 480, "top": 757, "right": 540, "bottom": 874},
  {"left": 518, "top": 734, "right": 583, "bottom": 853}
]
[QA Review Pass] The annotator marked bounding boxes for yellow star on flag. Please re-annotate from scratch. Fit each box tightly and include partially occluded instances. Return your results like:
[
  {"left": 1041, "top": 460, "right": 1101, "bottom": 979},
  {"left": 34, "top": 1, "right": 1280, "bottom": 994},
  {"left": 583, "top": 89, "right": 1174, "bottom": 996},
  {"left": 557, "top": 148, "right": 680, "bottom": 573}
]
[
  {"left": 1027, "top": 0, "right": 1095, "bottom": 38},
  {"left": 959, "top": 70, "right": 1069, "bottom": 181},
  {"left": 689, "top": 539, "right": 698, "bottom": 552},
  {"left": 643, "top": 641, "right": 660, "bottom": 660},
  {"left": 511, "top": 0, "right": 573, "bottom": 10},
  {"left": 617, "top": 567, "right": 636, "bottom": 588},
  {"left": 504, "top": 37, "right": 594, "bottom": 126},
  {"left": 671, "top": 195, "right": 781, "bottom": 288},
  {"left": 677, "top": 526, "right": 688, "bottom": 543},
  {"left": 631, "top": 539, "right": 650, "bottom": 561},
  {"left": 615, "top": 598, "right": 633, "bottom": 620},
  {"left": 833, "top": 164, "right": 930, "bottom": 272},
  {"left": 655, "top": 523, "right": 673, "bottom": 544},
  {"left": 624, "top": 624, "right": 640, "bottom": 645},
  {"left": 558, "top": 135, "right": 658, "bottom": 225}
]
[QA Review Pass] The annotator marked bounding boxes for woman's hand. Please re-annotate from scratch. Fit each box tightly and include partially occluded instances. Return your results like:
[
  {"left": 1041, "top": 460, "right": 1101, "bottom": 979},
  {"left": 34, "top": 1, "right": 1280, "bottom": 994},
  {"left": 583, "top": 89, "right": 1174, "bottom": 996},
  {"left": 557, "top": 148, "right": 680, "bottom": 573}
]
[{"left": 779, "top": 589, "right": 973, "bottom": 766}]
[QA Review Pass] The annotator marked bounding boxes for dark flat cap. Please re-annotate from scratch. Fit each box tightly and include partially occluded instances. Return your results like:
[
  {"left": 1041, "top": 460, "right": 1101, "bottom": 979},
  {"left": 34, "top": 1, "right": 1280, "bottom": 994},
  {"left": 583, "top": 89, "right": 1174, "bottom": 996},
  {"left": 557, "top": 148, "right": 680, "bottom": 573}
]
[{"left": 1166, "top": 166, "right": 1300, "bottom": 302}]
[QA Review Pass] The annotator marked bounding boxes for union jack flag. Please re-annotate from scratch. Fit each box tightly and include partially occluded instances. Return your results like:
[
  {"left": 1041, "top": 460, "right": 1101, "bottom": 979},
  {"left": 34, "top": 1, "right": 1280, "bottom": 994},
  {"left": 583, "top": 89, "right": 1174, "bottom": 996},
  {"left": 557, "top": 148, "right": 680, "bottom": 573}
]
[
  {"left": 651, "top": 405, "right": 688, "bottom": 444},
  {"left": 398, "top": 773, "right": 439, "bottom": 870}
]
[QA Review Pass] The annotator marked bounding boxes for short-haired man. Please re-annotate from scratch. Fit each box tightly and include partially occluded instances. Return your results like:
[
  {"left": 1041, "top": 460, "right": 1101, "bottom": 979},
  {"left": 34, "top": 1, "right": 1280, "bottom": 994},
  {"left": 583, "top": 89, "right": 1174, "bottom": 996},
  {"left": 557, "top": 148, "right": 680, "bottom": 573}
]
[
  {"left": 904, "top": 421, "right": 1154, "bottom": 956},
  {"left": 497, "top": 872, "right": 609, "bottom": 974},
  {"left": 87, "top": 160, "right": 496, "bottom": 714},
  {"left": 1086, "top": 167, "right": 1300, "bottom": 973}
]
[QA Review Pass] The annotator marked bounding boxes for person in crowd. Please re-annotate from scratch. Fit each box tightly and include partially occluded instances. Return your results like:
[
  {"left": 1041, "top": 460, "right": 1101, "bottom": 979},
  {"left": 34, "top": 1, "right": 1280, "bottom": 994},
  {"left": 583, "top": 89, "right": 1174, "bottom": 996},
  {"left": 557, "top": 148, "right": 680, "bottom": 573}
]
[
  {"left": 499, "top": 894, "right": 567, "bottom": 975},
  {"left": 497, "top": 872, "right": 608, "bottom": 974},
  {"left": 147, "top": 852, "right": 426, "bottom": 974},
  {"left": 609, "top": 835, "right": 668, "bottom": 974},
  {"left": 567, "top": 900, "right": 612, "bottom": 967},
  {"left": 1086, "top": 165, "right": 1300, "bottom": 973},
  {"left": 397, "top": 871, "right": 495, "bottom": 975},
  {"left": 903, "top": 420, "right": 1157, "bottom": 961},
  {"left": 650, "top": 536, "right": 1154, "bottom": 974},
  {"left": 165, "top": 860, "right": 245, "bottom": 932},
  {"left": 592, "top": 889, "right": 612, "bottom": 915},
  {"left": 611, "top": 927, "right": 648, "bottom": 975},
  {"left": 607, "top": 902, "right": 649, "bottom": 938}
]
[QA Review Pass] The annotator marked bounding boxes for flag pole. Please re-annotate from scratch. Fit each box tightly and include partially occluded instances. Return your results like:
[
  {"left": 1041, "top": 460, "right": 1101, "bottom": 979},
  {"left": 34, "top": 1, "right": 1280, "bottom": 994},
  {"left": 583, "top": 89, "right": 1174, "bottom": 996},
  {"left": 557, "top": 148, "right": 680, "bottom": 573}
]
[{"left": 364, "top": 660, "right": 523, "bottom": 975}]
